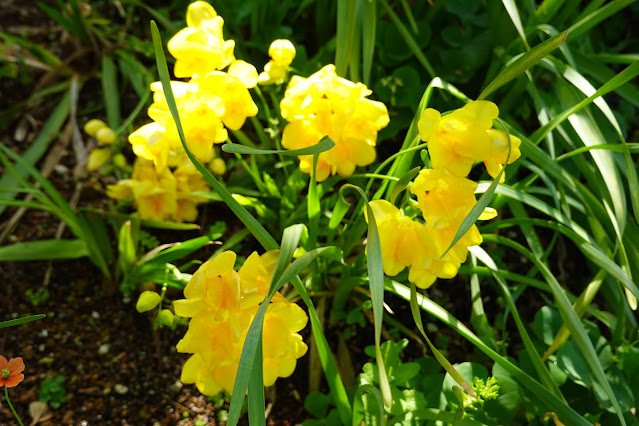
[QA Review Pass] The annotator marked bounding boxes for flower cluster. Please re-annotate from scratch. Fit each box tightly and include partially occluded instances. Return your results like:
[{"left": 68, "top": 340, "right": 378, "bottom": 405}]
[
  {"left": 106, "top": 1, "right": 261, "bottom": 222},
  {"left": 107, "top": 158, "right": 208, "bottom": 222},
  {"left": 173, "top": 251, "right": 308, "bottom": 395},
  {"left": 367, "top": 101, "right": 518, "bottom": 288},
  {"left": 280, "top": 64, "right": 390, "bottom": 181},
  {"left": 84, "top": 119, "right": 120, "bottom": 172},
  {"left": 259, "top": 39, "right": 296, "bottom": 85}
]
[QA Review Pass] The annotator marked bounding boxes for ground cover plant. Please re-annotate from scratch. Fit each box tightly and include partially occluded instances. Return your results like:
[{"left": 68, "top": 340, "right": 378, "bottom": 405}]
[{"left": 1, "top": 0, "right": 639, "bottom": 424}]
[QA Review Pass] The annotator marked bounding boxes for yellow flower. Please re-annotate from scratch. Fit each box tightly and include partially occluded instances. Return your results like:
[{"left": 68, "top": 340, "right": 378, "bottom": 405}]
[
  {"left": 228, "top": 60, "right": 258, "bottom": 89},
  {"left": 174, "top": 250, "right": 308, "bottom": 396},
  {"left": 107, "top": 159, "right": 178, "bottom": 221},
  {"left": 167, "top": 1, "right": 235, "bottom": 78},
  {"left": 148, "top": 80, "right": 227, "bottom": 164},
  {"left": 130, "top": 159, "right": 178, "bottom": 221},
  {"left": 128, "top": 122, "right": 171, "bottom": 171},
  {"left": 269, "top": 39, "right": 296, "bottom": 67},
  {"left": 261, "top": 301, "right": 308, "bottom": 386},
  {"left": 173, "top": 159, "right": 210, "bottom": 222},
  {"left": 174, "top": 251, "right": 241, "bottom": 320},
  {"left": 259, "top": 40, "right": 296, "bottom": 86},
  {"left": 411, "top": 168, "right": 498, "bottom": 228},
  {"left": 195, "top": 72, "right": 258, "bottom": 130},
  {"left": 418, "top": 101, "right": 521, "bottom": 181},
  {"left": 365, "top": 199, "right": 487, "bottom": 289},
  {"left": 365, "top": 200, "right": 434, "bottom": 277},
  {"left": 280, "top": 65, "right": 389, "bottom": 181}
]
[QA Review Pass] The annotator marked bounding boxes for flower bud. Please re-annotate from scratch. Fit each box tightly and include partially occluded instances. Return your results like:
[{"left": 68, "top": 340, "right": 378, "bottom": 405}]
[
  {"left": 87, "top": 148, "right": 111, "bottom": 171},
  {"left": 209, "top": 158, "right": 226, "bottom": 175},
  {"left": 136, "top": 291, "right": 162, "bottom": 313},
  {"left": 269, "top": 39, "right": 296, "bottom": 67},
  {"left": 96, "top": 127, "right": 117, "bottom": 145},
  {"left": 157, "top": 309, "right": 174, "bottom": 326},
  {"left": 84, "top": 119, "right": 107, "bottom": 137},
  {"left": 113, "top": 154, "right": 127, "bottom": 169}
]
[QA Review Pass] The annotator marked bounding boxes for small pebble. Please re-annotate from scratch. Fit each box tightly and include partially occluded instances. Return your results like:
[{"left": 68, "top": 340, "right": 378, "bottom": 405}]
[
  {"left": 91, "top": 311, "right": 100, "bottom": 319},
  {"left": 169, "top": 381, "right": 183, "bottom": 393},
  {"left": 98, "top": 344, "right": 110, "bottom": 355},
  {"left": 39, "top": 329, "right": 49, "bottom": 337},
  {"left": 114, "top": 384, "right": 129, "bottom": 395}
]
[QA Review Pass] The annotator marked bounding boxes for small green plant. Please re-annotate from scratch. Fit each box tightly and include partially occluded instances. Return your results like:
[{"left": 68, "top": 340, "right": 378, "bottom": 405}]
[
  {"left": 39, "top": 375, "right": 67, "bottom": 409},
  {"left": 24, "top": 288, "right": 50, "bottom": 306}
]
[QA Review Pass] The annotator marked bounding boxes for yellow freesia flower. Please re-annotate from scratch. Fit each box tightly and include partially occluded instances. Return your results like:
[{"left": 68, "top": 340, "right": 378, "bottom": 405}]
[
  {"left": 129, "top": 159, "right": 178, "bottom": 221},
  {"left": 259, "top": 39, "right": 296, "bottom": 85},
  {"left": 365, "top": 200, "right": 434, "bottom": 277},
  {"left": 173, "top": 159, "right": 210, "bottom": 222},
  {"left": 106, "top": 159, "right": 178, "bottom": 222},
  {"left": 418, "top": 100, "right": 521, "bottom": 181},
  {"left": 411, "top": 168, "right": 491, "bottom": 229},
  {"left": 128, "top": 122, "right": 171, "bottom": 171},
  {"left": 195, "top": 72, "right": 258, "bottom": 130},
  {"left": 167, "top": 1, "right": 235, "bottom": 78},
  {"left": 174, "top": 250, "right": 308, "bottom": 395},
  {"left": 365, "top": 198, "right": 487, "bottom": 289},
  {"left": 269, "top": 39, "right": 296, "bottom": 67},
  {"left": 280, "top": 65, "right": 389, "bottom": 181},
  {"left": 148, "top": 79, "right": 227, "bottom": 164}
]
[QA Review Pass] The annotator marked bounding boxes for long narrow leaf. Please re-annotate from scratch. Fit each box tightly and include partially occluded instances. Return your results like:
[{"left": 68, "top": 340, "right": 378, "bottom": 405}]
[
  {"left": 386, "top": 281, "right": 590, "bottom": 425},
  {"left": 478, "top": 31, "right": 566, "bottom": 100}
]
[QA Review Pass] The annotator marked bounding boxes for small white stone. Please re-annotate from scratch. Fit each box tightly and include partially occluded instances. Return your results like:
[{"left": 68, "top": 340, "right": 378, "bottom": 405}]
[
  {"left": 91, "top": 311, "right": 100, "bottom": 319},
  {"left": 98, "top": 344, "right": 110, "bottom": 355},
  {"left": 114, "top": 384, "right": 129, "bottom": 395}
]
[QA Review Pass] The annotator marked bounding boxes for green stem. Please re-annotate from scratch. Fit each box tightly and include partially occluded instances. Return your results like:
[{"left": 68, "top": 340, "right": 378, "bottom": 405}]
[{"left": 4, "top": 386, "right": 24, "bottom": 426}]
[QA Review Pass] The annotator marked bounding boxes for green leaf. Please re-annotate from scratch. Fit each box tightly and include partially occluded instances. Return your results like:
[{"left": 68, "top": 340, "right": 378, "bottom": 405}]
[
  {"left": 222, "top": 136, "right": 335, "bottom": 156},
  {"left": 379, "top": 0, "right": 436, "bottom": 78},
  {"left": 408, "top": 283, "right": 476, "bottom": 398},
  {"left": 477, "top": 31, "right": 566, "bottom": 100},
  {"left": 471, "top": 246, "right": 565, "bottom": 401},
  {"left": 501, "top": 0, "right": 530, "bottom": 50},
  {"left": 0, "top": 239, "right": 89, "bottom": 261},
  {"left": 228, "top": 242, "right": 336, "bottom": 425},
  {"left": 386, "top": 280, "right": 590, "bottom": 425},
  {"left": 118, "top": 221, "right": 136, "bottom": 272},
  {"left": 353, "top": 384, "right": 385, "bottom": 426},
  {"left": 101, "top": 55, "right": 120, "bottom": 130},
  {"left": 390, "top": 167, "right": 420, "bottom": 205},
  {"left": 335, "top": 0, "right": 358, "bottom": 77},
  {"left": 0, "top": 95, "right": 70, "bottom": 215},
  {"left": 304, "top": 391, "right": 330, "bottom": 419},
  {"left": 564, "top": 0, "right": 637, "bottom": 43},
  {"left": 531, "top": 61, "right": 639, "bottom": 144},
  {"left": 361, "top": 0, "right": 377, "bottom": 86},
  {"left": 150, "top": 21, "right": 278, "bottom": 252},
  {"left": 0, "top": 314, "right": 46, "bottom": 328},
  {"left": 482, "top": 235, "right": 627, "bottom": 425},
  {"left": 340, "top": 184, "right": 392, "bottom": 408}
]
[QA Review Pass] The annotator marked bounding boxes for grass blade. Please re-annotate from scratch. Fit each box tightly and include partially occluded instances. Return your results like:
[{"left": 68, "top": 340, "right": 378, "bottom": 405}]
[
  {"left": 478, "top": 31, "right": 566, "bottom": 100},
  {"left": 0, "top": 239, "right": 89, "bottom": 261},
  {"left": 222, "top": 136, "right": 335, "bottom": 156},
  {"left": 0, "top": 314, "right": 46, "bottom": 328},
  {"left": 386, "top": 281, "right": 591, "bottom": 425}
]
